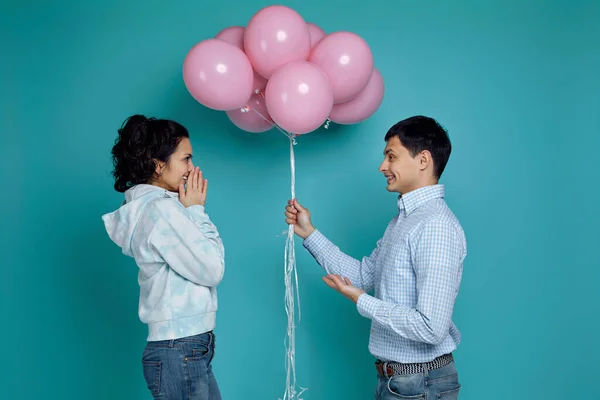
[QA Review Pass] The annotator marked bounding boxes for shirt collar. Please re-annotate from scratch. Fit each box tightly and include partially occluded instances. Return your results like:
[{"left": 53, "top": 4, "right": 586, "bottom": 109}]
[
  {"left": 143, "top": 183, "right": 179, "bottom": 199},
  {"left": 163, "top": 189, "right": 179, "bottom": 199},
  {"left": 124, "top": 184, "right": 179, "bottom": 203},
  {"left": 397, "top": 184, "right": 445, "bottom": 215}
]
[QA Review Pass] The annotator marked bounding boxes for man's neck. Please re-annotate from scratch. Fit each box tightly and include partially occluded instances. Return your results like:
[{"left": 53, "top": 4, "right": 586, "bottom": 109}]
[{"left": 402, "top": 179, "right": 439, "bottom": 196}]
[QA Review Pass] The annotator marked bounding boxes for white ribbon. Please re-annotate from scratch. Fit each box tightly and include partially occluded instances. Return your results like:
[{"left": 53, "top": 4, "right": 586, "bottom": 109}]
[
  {"left": 247, "top": 106, "right": 306, "bottom": 399},
  {"left": 282, "top": 135, "right": 307, "bottom": 400}
]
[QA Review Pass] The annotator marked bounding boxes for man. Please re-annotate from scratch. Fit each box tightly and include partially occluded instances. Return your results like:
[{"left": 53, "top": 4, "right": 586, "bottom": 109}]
[{"left": 285, "top": 116, "right": 466, "bottom": 399}]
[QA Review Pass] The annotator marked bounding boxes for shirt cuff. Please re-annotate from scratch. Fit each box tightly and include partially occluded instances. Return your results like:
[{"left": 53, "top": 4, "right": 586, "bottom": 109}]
[
  {"left": 187, "top": 205, "right": 210, "bottom": 224},
  {"left": 302, "top": 229, "right": 327, "bottom": 253},
  {"left": 357, "top": 293, "right": 380, "bottom": 320}
]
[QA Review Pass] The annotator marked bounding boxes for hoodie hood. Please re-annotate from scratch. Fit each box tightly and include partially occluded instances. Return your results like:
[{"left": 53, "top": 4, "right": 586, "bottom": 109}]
[{"left": 102, "top": 184, "right": 178, "bottom": 256}]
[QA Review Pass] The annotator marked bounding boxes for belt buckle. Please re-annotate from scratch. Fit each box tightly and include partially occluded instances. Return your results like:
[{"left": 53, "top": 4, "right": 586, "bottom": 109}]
[
  {"left": 383, "top": 361, "right": 393, "bottom": 378},
  {"left": 376, "top": 360, "right": 395, "bottom": 378}
]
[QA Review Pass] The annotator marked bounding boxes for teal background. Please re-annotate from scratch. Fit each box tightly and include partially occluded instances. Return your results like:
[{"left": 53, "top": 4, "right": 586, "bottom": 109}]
[{"left": 1, "top": 0, "right": 599, "bottom": 399}]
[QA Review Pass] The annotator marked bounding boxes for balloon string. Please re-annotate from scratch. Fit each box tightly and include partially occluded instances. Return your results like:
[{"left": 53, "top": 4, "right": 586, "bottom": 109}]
[
  {"left": 242, "top": 103, "right": 304, "bottom": 398},
  {"left": 246, "top": 106, "right": 297, "bottom": 143},
  {"left": 281, "top": 134, "right": 306, "bottom": 400}
]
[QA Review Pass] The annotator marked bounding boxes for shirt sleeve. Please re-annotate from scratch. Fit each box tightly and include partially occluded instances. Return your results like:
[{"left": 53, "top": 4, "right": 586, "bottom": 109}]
[
  {"left": 147, "top": 200, "right": 225, "bottom": 287},
  {"left": 303, "top": 229, "right": 382, "bottom": 292},
  {"left": 356, "top": 217, "right": 464, "bottom": 345}
]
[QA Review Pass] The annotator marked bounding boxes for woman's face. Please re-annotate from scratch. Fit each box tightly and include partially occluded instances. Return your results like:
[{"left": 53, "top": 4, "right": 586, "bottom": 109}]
[{"left": 153, "top": 138, "right": 195, "bottom": 192}]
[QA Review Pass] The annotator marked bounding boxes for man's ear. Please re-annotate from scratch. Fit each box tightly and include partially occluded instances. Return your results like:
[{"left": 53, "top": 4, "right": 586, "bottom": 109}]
[{"left": 419, "top": 150, "right": 432, "bottom": 172}]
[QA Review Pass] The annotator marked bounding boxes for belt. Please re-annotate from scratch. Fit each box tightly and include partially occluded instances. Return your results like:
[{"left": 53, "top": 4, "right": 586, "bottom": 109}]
[{"left": 375, "top": 353, "right": 453, "bottom": 377}]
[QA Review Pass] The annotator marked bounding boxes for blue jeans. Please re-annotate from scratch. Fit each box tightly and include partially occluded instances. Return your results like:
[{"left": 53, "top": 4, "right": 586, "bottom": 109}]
[
  {"left": 141, "top": 332, "right": 221, "bottom": 400},
  {"left": 375, "top": 361, "right": 460, "bottom": 399}
]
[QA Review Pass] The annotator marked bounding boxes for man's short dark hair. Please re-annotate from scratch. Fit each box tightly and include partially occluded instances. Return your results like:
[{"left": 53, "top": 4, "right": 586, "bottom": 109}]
[{"left": 384, "top": 116, "right": 452, "bottom": 178}]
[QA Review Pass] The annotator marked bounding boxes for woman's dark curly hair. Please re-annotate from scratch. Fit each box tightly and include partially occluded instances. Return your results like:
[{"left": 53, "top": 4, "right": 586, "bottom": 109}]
[{"left": 110, "top": 114, "right": 190, "bottom": 192}]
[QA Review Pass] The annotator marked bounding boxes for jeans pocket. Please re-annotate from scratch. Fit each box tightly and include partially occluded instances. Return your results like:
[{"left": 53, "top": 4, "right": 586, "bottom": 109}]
[
  {"left": 386, "top": 378, "right": 425, "bottom": 399},
  {"left": 142, "top": 360, "right": 161, "bottom": 397},
  {"left": 436, "top": 386, "right": 460, "bottom": 399},
  {"left": 191, "top": 333, "right": 215, "bottom": 363},
  {"left": 191, "top": 344, "right": 211, "bottom": 361},
  {"left": 428, "top": 371, "right": 460, "bottom": 399},
  {"left": 211, "top": 333, "right": 216, "bottom": 361}
]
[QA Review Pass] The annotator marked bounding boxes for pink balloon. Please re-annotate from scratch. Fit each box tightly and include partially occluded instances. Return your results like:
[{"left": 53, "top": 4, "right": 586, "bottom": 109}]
[
  {"left": 253, "top": 72, "right": 267, "bottom": 94},
  {"left": 265, "top": 61, "right": 333, "bottom": 135},
  {"left": 215, "top": 26, "right": 245, "bottom": 50},
  {"left": 307, "top": 23, "right": 326, "bottom": 48},
  {"left": 215, "top": 25, "right": 269, "bottom": 95},
  {"left": 183, "top": 39, "right": 254, "bottom": 111},
  {"left": 329, "top": 67, "right": 384, "bottom": 125},
  {"left": 309, "top": 31, "right": 374, "bottom": 104},
  {"left": 244, "top": 5, "right": 311, "bottom": 79},
  {"left": 226, "top": 93, "right": 273, "bottom": 133}
]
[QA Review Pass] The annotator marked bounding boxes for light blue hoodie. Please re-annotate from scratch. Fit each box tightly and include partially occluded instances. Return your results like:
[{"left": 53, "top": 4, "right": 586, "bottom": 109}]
[{"left": 102, "top": 184, "right": 225, "bottom": 341}]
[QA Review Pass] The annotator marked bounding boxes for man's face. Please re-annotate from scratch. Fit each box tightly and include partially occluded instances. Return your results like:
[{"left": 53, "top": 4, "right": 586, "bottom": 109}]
[{"left": 378, "top": 136, "right": 422, "bottom": 194}]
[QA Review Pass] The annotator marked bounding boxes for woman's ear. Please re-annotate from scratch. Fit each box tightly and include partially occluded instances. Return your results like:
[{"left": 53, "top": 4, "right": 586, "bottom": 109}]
[{"left": 154, "top": 160, "right": 165, "bottom": 177}]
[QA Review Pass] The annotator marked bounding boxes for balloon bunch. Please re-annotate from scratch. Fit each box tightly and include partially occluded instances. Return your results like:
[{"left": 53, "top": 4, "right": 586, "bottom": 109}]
[
  {"left": 183, "top": 4, "right": 384, "bottom": 135},
  {"left": 182, "top": 5, "right": 383, "bottom": 399}
]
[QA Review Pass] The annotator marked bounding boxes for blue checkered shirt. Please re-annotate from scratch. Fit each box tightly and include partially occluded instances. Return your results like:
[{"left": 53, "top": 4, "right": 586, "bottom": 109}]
[{"left": 303, "top": 184, "right": 466, "bottom": 363}]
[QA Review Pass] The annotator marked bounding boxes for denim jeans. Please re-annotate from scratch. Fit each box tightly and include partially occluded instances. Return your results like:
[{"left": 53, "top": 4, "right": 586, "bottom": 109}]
[
  {"left": 141, "top": 332, "right": 221, "bottom": 400},
  {"left": 375, "top": 361, "right": 460, "bottom": 399}
]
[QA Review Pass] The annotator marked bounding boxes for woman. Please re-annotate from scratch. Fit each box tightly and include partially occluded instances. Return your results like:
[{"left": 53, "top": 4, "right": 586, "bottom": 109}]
[{"left": 102, "top": 115, "right": 224, "bottom": 400}]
